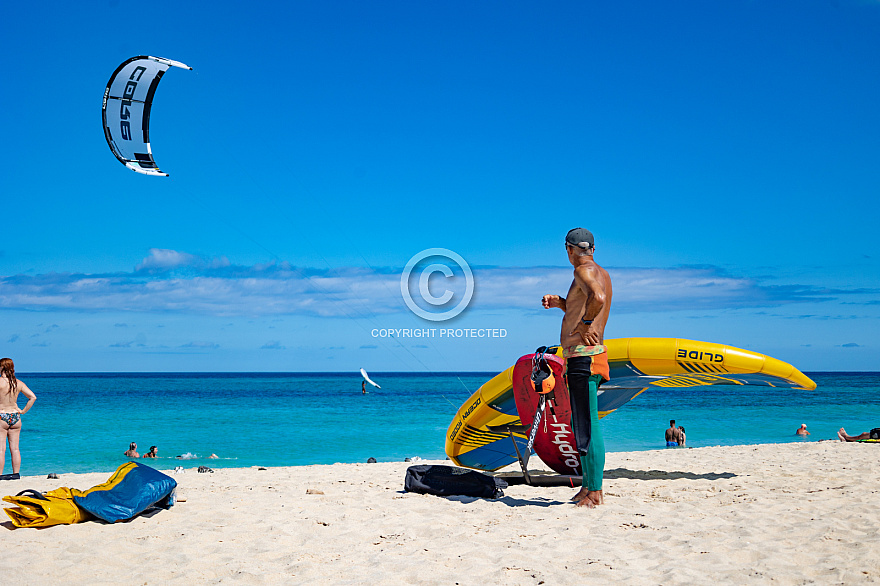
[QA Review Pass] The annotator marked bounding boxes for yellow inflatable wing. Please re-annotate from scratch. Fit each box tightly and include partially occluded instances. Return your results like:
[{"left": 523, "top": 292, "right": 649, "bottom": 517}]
[
  {"left": 446, "top": 337, "right": 816, "bottom": 471},
  {"left": 2, "top": 488, "right": 93, "bottom": 528},
  {"left": 3, "top": 462, "right": 176, "bottom": 528},
  {"left": 608, "top": 338, "right": 816, "bottom": 390}
]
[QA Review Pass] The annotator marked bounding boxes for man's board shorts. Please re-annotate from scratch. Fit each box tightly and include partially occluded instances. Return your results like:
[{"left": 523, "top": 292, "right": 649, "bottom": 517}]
[
  {"left": 562, "top": 344, "right": 610, "bottom": 382},
  {"left": 666, "top": 441, "right": 679, "bottom": 447}
]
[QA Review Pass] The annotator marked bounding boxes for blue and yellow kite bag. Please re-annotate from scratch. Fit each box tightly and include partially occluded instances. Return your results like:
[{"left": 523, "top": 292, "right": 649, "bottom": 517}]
[{"left": 3, "top": 462, "right": 176, "bottom": 528}]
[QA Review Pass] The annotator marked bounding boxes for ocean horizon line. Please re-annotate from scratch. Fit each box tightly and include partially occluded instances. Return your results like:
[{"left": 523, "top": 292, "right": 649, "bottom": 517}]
[
  {"left": 17, "top": 371, "right": 502, "bottom": 377},
  {"left": 16, "top": 370, "right": 880, "bottom": 377}
]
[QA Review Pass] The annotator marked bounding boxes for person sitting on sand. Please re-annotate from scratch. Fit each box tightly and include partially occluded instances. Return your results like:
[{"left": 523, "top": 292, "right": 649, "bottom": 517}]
[
  {"left": 124, "top": 442, "right": 140, "bottom": 458},
  {"left": 838, "top": 427, "right": 880, "bottom": 442},
  {"left": 796, "top": 424, "right": 810, "bottom": 436},
  {"left": 142, "top": 446, "right": 158, "bottom": 458},
  {"left": 665, "top": 420, "right": 680, "bottom": 447}
]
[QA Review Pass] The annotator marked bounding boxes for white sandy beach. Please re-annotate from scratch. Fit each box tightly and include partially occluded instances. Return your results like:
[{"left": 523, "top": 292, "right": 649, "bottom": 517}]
[{"left": 2, "top": 441, "right": 879, "bottom": 585}]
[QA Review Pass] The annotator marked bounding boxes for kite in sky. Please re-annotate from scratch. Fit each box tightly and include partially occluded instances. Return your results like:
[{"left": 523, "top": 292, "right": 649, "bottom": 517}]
[{"left": 102, "top": 56, "right": 191, "bottom": 176}]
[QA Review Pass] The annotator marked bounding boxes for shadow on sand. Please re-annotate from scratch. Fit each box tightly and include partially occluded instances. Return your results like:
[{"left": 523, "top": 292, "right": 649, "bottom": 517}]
[
  {"left": 446, "top": 494, "right": 569, "bottom": 508},
  {"left": 604, "top": 468, "right": 736, "bottom": 481},
  {"left": 499, "top": 468, "right": 737, "bottom": 486}
]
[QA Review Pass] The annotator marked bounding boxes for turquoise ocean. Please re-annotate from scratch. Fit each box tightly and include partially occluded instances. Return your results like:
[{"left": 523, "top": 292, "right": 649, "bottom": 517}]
[{"left": 3, "top": 372, "right": 879, "bottom": 477}]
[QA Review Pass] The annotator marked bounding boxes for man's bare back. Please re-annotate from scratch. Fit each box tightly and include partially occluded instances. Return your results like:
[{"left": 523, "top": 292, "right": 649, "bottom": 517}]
[{"left": 542, "top": 253, "right": 612, "bottom": 348}]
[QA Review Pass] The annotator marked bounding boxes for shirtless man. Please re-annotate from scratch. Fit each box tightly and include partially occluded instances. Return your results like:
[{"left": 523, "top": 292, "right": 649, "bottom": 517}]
[
  {"left": 124, "top": 442, "right": 140, "bottom": 458},
  {"left": 542, "top": 228, "right": 612, "bottom": 508},
  {"left": 666, "top": 420, "right": 680, "bottom": 446},
  {"left": 0, "top": 358, "right": 37, "bottom": 479}
]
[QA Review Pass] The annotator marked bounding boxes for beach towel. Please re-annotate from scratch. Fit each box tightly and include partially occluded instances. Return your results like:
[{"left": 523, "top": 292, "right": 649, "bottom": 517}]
[{"left": 404, "top": 465, "right": 506, "bottom": 498}]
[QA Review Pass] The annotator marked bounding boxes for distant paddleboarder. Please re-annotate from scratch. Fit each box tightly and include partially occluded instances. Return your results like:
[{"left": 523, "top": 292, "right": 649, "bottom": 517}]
[{"left": 542, "top": 228, "right": 612, "bottom": 508}]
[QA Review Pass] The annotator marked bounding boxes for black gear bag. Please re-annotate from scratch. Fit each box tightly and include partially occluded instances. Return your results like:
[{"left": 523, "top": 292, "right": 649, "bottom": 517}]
[{"left": 404, "top": 465, "right": 506, "bottom": 498}]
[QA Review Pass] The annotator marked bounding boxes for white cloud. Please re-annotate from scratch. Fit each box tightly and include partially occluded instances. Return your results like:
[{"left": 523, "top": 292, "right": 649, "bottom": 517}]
[
  {"left": 135, "top": 248, "right": 231, "bottom": 271},
  {"left": 136, "top": 249, "right": 201, "bottom": 270},
  {"left": 0, "top": 250, "right": 872, "bottom": 318},
  {"left": 261, "top": 341, "right": 286, "bottom": 350}
]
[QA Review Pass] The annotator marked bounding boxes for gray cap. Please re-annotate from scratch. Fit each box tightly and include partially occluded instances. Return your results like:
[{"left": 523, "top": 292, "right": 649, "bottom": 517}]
[{"left": 565, "top": 228, "right": 594, "bottom": 250}]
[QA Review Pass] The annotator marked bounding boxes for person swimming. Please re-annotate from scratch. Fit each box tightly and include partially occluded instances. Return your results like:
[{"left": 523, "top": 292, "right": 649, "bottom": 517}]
[
  {"left": 124, "top": 442, "right": 140, "bottom": 458},
  {"left": 142, "top": 446, "right": 158, "bottom": 458}
]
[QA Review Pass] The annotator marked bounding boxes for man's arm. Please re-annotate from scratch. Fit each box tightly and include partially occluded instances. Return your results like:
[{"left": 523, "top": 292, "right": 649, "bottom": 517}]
[{"left": 541, "top": 295, "right": 566, "bottom": 311}]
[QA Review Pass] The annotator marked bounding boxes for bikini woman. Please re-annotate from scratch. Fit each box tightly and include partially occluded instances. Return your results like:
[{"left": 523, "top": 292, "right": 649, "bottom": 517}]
[{"left": 0, "top": 358, "right": 37, "bottom": 478}]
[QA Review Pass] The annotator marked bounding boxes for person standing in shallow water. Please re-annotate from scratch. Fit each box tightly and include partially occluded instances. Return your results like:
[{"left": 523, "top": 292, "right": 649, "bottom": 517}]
[
  {"left": 542, "top": 228, "right": 612, "bottom": 508},
  {"left": 0, "top": 358, "right": 37, "bottom": 478},
  {"left": 666, "top": 420, "right": 680, "bottom": 447}
]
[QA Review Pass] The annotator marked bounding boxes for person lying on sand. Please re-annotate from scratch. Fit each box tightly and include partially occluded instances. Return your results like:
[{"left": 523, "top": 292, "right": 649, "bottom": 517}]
[{"left": 838, "top": 427, "right": 880, "bottom": 442}]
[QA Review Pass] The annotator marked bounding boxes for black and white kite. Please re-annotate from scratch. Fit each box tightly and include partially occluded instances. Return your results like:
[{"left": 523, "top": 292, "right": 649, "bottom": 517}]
[{"left": 102, "top": 56, "right": 191, "bottom": 176}]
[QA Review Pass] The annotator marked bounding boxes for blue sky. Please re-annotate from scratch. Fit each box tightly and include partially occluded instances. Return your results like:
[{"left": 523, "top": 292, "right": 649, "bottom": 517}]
[{"left": 1, "top": 1, "right": 878, "bottom": 372}]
